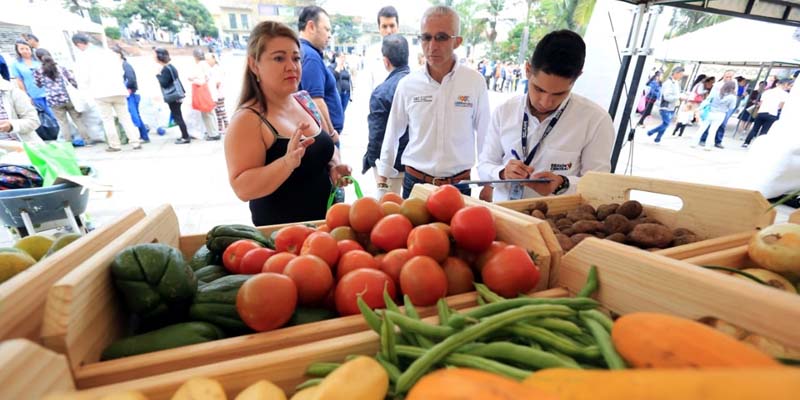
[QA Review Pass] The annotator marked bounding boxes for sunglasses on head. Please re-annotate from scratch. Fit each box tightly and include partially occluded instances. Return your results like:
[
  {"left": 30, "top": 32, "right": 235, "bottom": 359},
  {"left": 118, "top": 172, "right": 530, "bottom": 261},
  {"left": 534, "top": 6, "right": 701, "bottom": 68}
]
[{"left": 418, "top": 33, "right": 458, "bottom": 42}]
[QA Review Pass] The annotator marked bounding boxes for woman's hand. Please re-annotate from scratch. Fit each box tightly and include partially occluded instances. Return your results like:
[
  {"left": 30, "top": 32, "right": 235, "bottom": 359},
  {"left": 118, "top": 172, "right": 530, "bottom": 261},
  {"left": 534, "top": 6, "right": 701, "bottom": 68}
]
[
  {"left": 329, "top": 163, "right": 352, "bottom": 187},
  {"left": 283, "top": 122, "right": 314, "bottom": 170}
]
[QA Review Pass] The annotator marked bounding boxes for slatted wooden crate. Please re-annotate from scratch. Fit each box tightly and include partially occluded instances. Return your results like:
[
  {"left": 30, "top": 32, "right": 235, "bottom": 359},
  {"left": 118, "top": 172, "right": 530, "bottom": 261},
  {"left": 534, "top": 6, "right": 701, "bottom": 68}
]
[
  {"left": 790, "top": 210, "right": 800, "bottom": 224},
  {"left": 496, "top": 172, "right": 776, "bottom": 260},
  {"left": 0, "top": 339, "right": 74, "bottom": 400},
  {"left": 0, "top": 208, "right": 145, "bottom": 342},
  {"left": 42, "top": 237, "right": 800, "bottom": 399},
  {"left": 40, "top": 200, "right": 556, "bottom": 389}
]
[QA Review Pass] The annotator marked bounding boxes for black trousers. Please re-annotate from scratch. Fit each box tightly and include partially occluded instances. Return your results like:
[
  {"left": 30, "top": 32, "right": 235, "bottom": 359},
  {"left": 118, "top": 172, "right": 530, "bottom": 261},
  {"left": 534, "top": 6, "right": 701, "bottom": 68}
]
[
  {"left": 168, "top": 101, "right": 190, "bottom": 140},
  {"left": 744, "top": 112, "right": 778, "bottom": 145}
]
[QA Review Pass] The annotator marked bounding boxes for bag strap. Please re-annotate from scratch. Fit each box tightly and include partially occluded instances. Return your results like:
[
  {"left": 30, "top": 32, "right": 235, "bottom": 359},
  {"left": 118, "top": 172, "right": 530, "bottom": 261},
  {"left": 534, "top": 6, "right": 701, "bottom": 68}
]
[{"left": 326, "top": 175, "right": 363, "bottom": 209}]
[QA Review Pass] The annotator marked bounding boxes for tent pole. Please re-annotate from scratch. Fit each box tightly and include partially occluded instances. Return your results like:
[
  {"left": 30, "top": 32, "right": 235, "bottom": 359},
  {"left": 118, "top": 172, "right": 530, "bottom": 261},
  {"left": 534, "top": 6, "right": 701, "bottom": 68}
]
[
  {"left": 610, "top": 4, "right": 662, "bottom": 173},
  {"left": 608, "top": 5, "right": 645, "bottom": 119}
]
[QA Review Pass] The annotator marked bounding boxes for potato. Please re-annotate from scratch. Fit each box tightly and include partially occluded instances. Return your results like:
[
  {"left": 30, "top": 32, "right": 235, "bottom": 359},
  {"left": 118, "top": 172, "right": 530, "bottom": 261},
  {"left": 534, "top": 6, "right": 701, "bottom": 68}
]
[
  {"left": 604, "top": 214, "right": 632, "bottom": 235},
  {"left": 596, "top": 203, "right": 619, "bottom": 221},
  {"left": 627, "top": 223, "right": 673, "bottom": 248},
  {"left": 555, "top": 233, "right": 575, "bottom": 251},
  {"left": 171, "top": 378, "right": 226, "bottom": 400},
  {"left": 556, "top": 218, "right": 574, "bottom": 230},
  {"left": 546, "top": 219, "right": 559, "bottom": 232},
  {"left": 550, "top": 213, "right": 567, "bottom": 221},
  {"left": 673, "top": 227, "right": 696, "bottom": 237},
  {"left": 531, "top": 209, "right": 546, "bottom": 220},
  {"left": 672, "top": 233, "right": 699, "bottom": 246},
  {"left": 235, "top": 380, "right": 286, "bottom": 400},
  {"left": 616, "top": 200, "right": 643, "bottom": 219},
  {"left": 570, "top": 233, "right": 594, "bottom": 245},
  {"left": 312, "top": 356, "right": 388, "bottom": 400},
  {"left": 529, "top": 201, "right": 549, "bottom": 215},
  {"left": 594, "top": 232, "right": 607, "bottom": 239},
  {"left": 605, "top": 232, "right": 627, "bottom": 243},
  {"left": 567, "top": 209, "right": 596, "bottom": 222},
  {"left": 560, "top": 228, "right": 575, "bottom": 237},
  {"left": 572, "top": 220, "right": 604, "bottom": 234}
]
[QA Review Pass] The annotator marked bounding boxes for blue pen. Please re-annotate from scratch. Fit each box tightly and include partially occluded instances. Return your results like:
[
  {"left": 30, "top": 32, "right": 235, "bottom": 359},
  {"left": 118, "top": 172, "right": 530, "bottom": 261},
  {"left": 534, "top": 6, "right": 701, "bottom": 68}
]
[{"left": 510, "top": 149, "right": 522, "bottom": 160}]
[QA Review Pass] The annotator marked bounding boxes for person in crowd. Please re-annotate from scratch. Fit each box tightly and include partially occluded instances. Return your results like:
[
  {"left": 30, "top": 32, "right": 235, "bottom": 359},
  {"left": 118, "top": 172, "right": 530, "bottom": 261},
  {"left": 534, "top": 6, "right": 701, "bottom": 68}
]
[
  {"left": 298, "top": 6, "right": 343, "bottom": 141},
  {"left": 72, "top": 33, "right": 141, "bottom": 151},
  {"left": 671, "top": 74, "right": 708, "bottom": 136},
  {"left": 224, "top": 21, "right": 351, "bottom": 226},
  {"left": 22, "top": 34, "right": 40, "bottom": 52},
  {"left": 698, "top": 70, "right": 735, "bottom": 148},
  {"left": 737, "top": 81, "right": 765, "bottom": 131},
  {"left": 0, "top": 54, "right": 9, "bottom": 81},
  {"left": 112, "top": 47, "right": 150, "bottom": 143},
  {"left": 189, "top": 48, "right": 221, "bottom": 141},
  {"left": 743, "top": 79, "right": 791, "bottom": 148},
  {"left": 692, "top": 81, "right": 737, "bottom": 151},
  {"left": 377, "top": 5, "right": 490, "bottom": 199},
  {"left": 363, "top": 34, "right": 410, "bottom": 197},
  {"left": 636, "top": 70, "right": 661, "bottom": 127},
  {"left": 154, "top": 48, "right": 191, "bottom": 145},
  {"left": 32, "top": 49, "right": 92, "bottom": 146},
  {"left": 0, "top": 76, "right": 41, "bottom": 143},
  {"left": 332, "top": 53, "right": 352, "bottom": 114},
  {"left": 367, "top": 6, "right": 400, "bottom": 91},
  {"left": 482, "top": 59, "right": 493, "bottom": 89},
  {"left": 477, "top": 30, "right": 613, "bottom": 201},
  {"left": 10, "top": 39, "right": 55, "bottom": 122},
  {"left": 647, "top": 66, "right": 684, "bottom": 143},
  {"left": 205, "top": 52, "right": 229, "bottom": 133}
]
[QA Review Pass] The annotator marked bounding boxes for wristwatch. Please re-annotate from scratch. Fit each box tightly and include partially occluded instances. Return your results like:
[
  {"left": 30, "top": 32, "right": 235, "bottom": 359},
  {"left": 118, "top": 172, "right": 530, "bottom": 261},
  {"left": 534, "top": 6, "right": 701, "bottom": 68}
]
[{"left": 553, "top": 175, "right": 570, "bottom": 195}]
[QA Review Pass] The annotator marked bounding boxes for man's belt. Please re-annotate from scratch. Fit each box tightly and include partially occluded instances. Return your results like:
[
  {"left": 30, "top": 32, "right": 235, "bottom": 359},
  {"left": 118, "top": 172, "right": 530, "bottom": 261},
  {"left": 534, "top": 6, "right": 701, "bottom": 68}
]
[{"left": 405, "top": 166, "right": 471, "bottom": 186}]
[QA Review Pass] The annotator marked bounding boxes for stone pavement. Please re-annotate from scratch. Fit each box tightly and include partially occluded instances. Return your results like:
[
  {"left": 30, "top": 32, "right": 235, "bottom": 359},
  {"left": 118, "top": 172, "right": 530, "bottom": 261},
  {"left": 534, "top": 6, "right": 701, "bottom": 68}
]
[{"left": 4, "top": 52, "right": 792, "bottom": 241}]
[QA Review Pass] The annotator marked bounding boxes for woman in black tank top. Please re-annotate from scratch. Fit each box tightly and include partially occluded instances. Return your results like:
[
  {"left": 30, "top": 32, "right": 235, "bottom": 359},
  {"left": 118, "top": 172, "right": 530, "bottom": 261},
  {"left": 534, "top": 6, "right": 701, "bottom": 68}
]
[{"left": 224, "top": 21, "right": 352, "bottom": 226}]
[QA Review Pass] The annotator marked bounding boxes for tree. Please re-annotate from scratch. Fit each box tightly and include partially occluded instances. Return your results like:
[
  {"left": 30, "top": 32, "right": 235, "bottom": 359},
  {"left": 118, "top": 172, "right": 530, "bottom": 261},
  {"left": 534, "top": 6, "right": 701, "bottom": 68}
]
[
  {"left": 63, "top": 0, "right": 106, "bottom": 23},
  {"left": 483, "top": 0, "right": 505, "bottom": 54},
  {"left": 454, "top": 0, "right": 486, "bottom": 58},
  {"left": 112, "top": 0, "right": 181, "bottom": 34},
  {"left": 176, "top": 0, "right": 218, "bottom": 38},
  {"left": 665, "top": 9, "right": 730, "bottom": 39},
  {"left": 331, "top": 14, "right": 361, "bottom": 47},
  {"left": 537, "top": 0, "right": 596, "bottom": 34}
]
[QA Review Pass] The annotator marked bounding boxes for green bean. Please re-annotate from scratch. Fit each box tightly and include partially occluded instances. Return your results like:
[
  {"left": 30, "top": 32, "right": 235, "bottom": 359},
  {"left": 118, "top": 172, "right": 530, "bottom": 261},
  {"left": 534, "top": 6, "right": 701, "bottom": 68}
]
[
  {"left": 476, "top": 295, "right": 487, "bottom": 305},
  {"left": 570, "top": 332, "right": 596, "bottom": 347},
  {"left": 475, "top": 283, "right": 504, "bottom": 303},
  {"left": 357, "top": 295, "right": 382, "bottom": 333},
  {"left": 577, "top": 265, "right": 599, "bottom": 297},
  {"left": 375, "top": 353, "right": 402, "bottom": 383},
  {"left": 463, "top": 297, "right": 599, "bottom": 320},
  {"left": 295, "top": 377, "right": 323, "bottom": 391},
  {"left": 530, "top": 317, "right": 583, "bottom": 335},
  {"left": 403, "top": 295, "right": 433, "bottom": 348},
  {"left": 581, "top": 314, "right": 626, "bottom": 369},
  {"left": 579, "top": 309, "right": 614, "bottom": 332},
  {"left": 543, "top": 348, "right": 581, "bottom": 367},
  {"left": 305, "top": 362, "right": 340, "bottom": 377},
  {"left": 383, "top": 289, "right": 402, "bottom": 313},
  {"left": 394, "top": 304, "right": 574, "bottom": 393},
  {"left": 445, "top": 313, "right": 479, "bottom": 329},
  {"left": 503, "top": 325, "right": 600, "bottom": 359},
  {"left": 396, "top": 345, "right": 532, "bottom": 382},
  {"left": 384, "top": 310, "right": 454, "bottom": 339},
  {"left": 381, "top": 311, "right": 399, "bottom": 365},
  {"left": 461, "top": 341, "right": 581, "bottom": 370},
  {"left": 436, "top": 298, "right": 452, "bottom": 325}
]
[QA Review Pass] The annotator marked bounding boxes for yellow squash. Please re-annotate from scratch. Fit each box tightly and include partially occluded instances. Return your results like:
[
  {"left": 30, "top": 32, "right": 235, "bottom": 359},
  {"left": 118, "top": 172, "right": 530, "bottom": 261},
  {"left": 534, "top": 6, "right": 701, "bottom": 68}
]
[
  {"left": 311, "top": 356, "right": 388, "bottom": 400},
  {"left": 235, "top": 380, "right": 286, "bottom": 400},
  {"left": 171, "top": 377, "right": 226, "bottom": 400}
]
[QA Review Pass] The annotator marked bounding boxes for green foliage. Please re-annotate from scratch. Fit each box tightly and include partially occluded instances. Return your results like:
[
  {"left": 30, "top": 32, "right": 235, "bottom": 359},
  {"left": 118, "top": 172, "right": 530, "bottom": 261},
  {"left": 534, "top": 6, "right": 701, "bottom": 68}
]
[
  {"left": 454, "top": 0, "right": 487, "bottom": 57},
  {"left": 105, "top": 26, "right": 121, "bottom": 40},
  {"left": 112, "top": 0, "right": 181, "bottom": 33},
  {"left": 331, "top": 14, "right": 361, "bottom": 46},
  {"left": 63, "top": 0, "right": 106, "bottom": 21},
  {"left": 665, "top": 9, "right": 730, "bottom": 39},
  {"left": 176, "top": 0, "right": 218, "bottom": 38}
]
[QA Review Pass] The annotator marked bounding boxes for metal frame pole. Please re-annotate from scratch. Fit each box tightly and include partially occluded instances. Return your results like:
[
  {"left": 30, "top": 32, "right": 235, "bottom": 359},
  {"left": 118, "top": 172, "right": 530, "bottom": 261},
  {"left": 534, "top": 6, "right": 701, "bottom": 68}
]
[{"left": 608, "top": 5, "right": 645, "bottom": 119}]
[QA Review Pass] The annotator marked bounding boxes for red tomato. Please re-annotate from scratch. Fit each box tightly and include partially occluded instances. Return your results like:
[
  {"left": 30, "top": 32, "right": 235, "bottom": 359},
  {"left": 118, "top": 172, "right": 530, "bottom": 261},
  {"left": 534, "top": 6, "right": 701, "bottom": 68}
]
[
  {"left": 481, "top": 245, "right": 540, "bottom": 298},
  {"left": 380, "top": 192, "right": 403, "bottom": 205},
  {"left": 442, "top": 257, "right": 475, "bottom": 295},
  {"left": 317, "top": 224, "right": 331, "bottom": 233},
  {"left": 325, "top": 203, "right": 351, "bottom": 229},
  {"left": 262, "top": 252, "right": 296, "bottom": 274},
  {"left": 222, "top": 239, "right": 263, "bottom": 273},
  {"left": 239, "top": 247, "right": 277, "bottom": 274},
  {"left": 236, "top": 273, "right": 297, "bottom": 331},
  {"left": 274, "top": 225, "right": 315, "bottom": 255},
  {"left": 475, "top": 241, "right": 508, "bottom": 273},
  {"left": 380, "top": 248, "right": 411, "bottom": 287},
  {"left": 284, "top": 255, "right": 334, "bottom": 305},
  {"left": 400, "top": 256, "right": 448, "bottom": 306},
  {"left": 349, "top": 197, "right": 385, "bottom": 233},
  {"left": 337, "top": 250, "right": 380, "bottom": 280},
  {"left": 426, "top": 184, "right": 465, "bottom": 223},
  {"left": 337, "top": 239, "right": 364, "bottom": 256},
  {"left": 451, "top": 206, "right": 496, "bottom": 253},
  {"left": 407, "top": 224, "right": 450, "bottom": 263},
  {"left": 335, "top": 269, "right": 396, "bottom": 316},
  {"left": 300, "top": 232, "right": 339, "bottom": 267},
  {"left": 370, "top": 214, "right": 413, "bottom": 252}
]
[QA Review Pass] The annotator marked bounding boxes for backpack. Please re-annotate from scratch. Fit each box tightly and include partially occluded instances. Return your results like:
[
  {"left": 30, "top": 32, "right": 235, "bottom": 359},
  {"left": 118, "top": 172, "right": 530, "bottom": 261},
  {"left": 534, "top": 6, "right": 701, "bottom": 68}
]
[{"left": 0, "top": 164, "right": 43, "bottom": 190}]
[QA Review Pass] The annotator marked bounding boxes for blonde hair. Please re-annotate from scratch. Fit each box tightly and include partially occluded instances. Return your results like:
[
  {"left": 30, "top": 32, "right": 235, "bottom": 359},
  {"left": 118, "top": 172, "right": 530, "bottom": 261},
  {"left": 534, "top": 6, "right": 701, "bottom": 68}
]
[{"left": 238, "top": 21, "right": 300, "bottom": 113}]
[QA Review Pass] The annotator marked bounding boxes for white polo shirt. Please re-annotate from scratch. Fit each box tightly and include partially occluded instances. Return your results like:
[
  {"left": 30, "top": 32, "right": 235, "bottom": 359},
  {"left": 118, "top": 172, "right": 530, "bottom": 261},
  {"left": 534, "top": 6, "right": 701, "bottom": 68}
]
[
  {"left": 377, "top": 60, "right": 490, "bottom": 178},
  {"left": 477, "top": 93, "right": 614, "bottom": 201},
  {"left": 758, "top": 87, "right": 789, "bottom": 116}
]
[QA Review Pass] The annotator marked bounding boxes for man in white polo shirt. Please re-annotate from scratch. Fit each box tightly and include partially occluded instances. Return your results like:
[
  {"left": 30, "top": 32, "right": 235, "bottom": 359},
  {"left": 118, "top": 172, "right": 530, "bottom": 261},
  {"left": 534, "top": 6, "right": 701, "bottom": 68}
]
[
  {"left": 377, "top": 5, "right": 490, "bottom": 198},
  {"left": 743, "top": 78, "right": 791, "bottom": 148},
  {"left": 477, "top": 30, "right": 614, "bottom": 201}
]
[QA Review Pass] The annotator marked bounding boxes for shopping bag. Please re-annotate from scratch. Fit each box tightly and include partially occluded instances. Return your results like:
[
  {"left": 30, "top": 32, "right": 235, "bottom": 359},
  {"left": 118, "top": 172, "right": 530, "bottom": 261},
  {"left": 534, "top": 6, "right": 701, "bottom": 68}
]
[
  {"left": 64, "top": 81, "right": 90, "bottom": 113},
  {"left": 34, "top": 103, "right": 59, "bottom": 141},
  {"left": 23, "top": 141, "right": 82, "bottom": 187},
  {"left": 327, "top": 175, "right": 363, "bottom": 209},
  {"left": 191, "top": 83, "right": 216, "bottom": 113}
]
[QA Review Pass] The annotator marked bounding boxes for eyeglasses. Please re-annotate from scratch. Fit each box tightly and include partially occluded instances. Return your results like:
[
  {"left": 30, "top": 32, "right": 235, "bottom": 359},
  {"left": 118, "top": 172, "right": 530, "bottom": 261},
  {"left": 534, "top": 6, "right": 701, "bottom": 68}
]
[{"left": 418, "top": 33, "right": 458, "bottom": 42}]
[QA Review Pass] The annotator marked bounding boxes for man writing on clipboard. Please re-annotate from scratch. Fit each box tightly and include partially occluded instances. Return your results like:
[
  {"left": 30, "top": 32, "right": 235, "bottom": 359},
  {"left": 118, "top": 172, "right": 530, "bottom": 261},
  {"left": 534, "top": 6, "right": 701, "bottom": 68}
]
[{"left": 477, "top": 30, "right": 614, "bottom": 201}]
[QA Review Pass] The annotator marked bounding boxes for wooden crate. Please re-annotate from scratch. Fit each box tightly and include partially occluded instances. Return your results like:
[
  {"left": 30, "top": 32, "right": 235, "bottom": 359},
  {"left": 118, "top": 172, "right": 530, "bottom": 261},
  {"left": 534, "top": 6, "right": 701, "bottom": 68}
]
[
  {"left": 0, "top": 339, "right": 74, "bottom": 400},
  {"left": 48, "top": 238, "right": 800, "bottom": 399},
  {"left": 40, "top": 201, "right": 556, "bottom": 389},
  {"left": 496, "top": 172, "right": 776, "bottom": 260},
  {"left": 408, "top": 184, "right": 561, "bottom": 290},
  {"left": 790, "top": 210, "right": 800, "bottom": 224},
  {"left": 0, "top": 208, "right": 145, "bottom": 342}
]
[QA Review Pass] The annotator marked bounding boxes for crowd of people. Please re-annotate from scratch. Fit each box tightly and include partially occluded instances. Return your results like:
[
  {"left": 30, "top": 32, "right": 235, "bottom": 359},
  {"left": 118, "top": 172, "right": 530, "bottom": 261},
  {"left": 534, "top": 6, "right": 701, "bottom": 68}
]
[
  {"left": 222, "top": 4, "right": 614, "bottom": 225},
  {"left": 636, "top": 66, "right": 793, "bottom": 150}
]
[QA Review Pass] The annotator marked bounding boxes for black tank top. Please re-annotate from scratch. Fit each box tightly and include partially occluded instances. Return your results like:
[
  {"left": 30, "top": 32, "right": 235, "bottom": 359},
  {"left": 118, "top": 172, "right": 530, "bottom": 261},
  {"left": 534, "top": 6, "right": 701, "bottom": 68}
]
[{"left": 247, "top": 102, "right": 334, "bottom": 226}]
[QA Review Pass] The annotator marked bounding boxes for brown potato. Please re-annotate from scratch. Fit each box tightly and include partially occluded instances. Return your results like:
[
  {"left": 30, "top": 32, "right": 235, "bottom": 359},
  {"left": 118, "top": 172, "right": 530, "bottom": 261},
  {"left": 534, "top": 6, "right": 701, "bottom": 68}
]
[
  {"left": 673, "top": 227, "right": 696, "bottom": 237},
  {"left": 627, "top": 223, "right": 673, "bottom": 248},
  {"left": 616, "top": 200, "right": 643, "bottom": 219},
  {"left": 550, "top": 213, "right": 567, "bottom": 221},
  {"left": 594, "top": 232, "right": 607, "bottom": 239},
  {"left": 530, "top": 201, "right": 549, "bottom": 215},
  {"left": 567, "top": 209, "right": 597, "bottom": 222},
  {"left": 556, "top": 218, "right": 574, "bottom": 230},
  {"left": 603, "top": 214, "right": 632, "bottom": 234},
  {"left": 672, "top": 233, "right": 699, "bottom": 246},
  {"left": 605, "top": 232, "right": 627, "bottom": 243},
  {"left": 596, "top": 203, "right": 619, "bottom": 221},
  {"left": 531, "top": 209, "right": 546, "bottom": 220},
  {"left": 560, "top": 228, "right": 575, "bottom": 237},
  {"left": 555, "top": 233, "right": 574, "bottom": 251},
  {"left": 570, "top": 233, "right": 594, "bottom": 245},
  {"left": 572, "top": 220, "right": 604, "bottom": 234}
]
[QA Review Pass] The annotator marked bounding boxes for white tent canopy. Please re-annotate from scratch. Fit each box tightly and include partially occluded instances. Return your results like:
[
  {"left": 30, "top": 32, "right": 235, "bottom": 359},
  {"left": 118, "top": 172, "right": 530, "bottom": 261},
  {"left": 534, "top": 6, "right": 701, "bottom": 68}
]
[{"left": 654, "top": 18, "right": 800, "bottom": 66}]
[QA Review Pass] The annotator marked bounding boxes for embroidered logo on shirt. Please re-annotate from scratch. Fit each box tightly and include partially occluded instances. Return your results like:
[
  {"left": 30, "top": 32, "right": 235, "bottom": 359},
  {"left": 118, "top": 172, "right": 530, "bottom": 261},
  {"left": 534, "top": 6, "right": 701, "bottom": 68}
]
[
  {"left": 412, "top": 95, "right": 433, "bottom": 103},
  {"left": 454, "top": 95, "right": 473, "bottom": 108},
  {"left": 550, "top": 162, "right": 573, "bottom": 171}
]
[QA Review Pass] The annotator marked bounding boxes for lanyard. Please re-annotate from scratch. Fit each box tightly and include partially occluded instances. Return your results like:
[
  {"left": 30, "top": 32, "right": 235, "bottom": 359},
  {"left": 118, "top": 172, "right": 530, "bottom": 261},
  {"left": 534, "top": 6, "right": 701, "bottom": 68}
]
[{"left": 521, "top": 99, "right": 570, "bottom": 166}]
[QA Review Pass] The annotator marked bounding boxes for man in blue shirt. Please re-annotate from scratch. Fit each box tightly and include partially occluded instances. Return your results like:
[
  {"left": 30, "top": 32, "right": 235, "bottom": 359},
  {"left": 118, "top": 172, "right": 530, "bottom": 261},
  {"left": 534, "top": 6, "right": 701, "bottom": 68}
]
[
  {"left": 298, "top": 6, "right": 343, "bottom": 138},
  {"left": 0, "top": 55, "right": 9, "bottom": 81}
]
